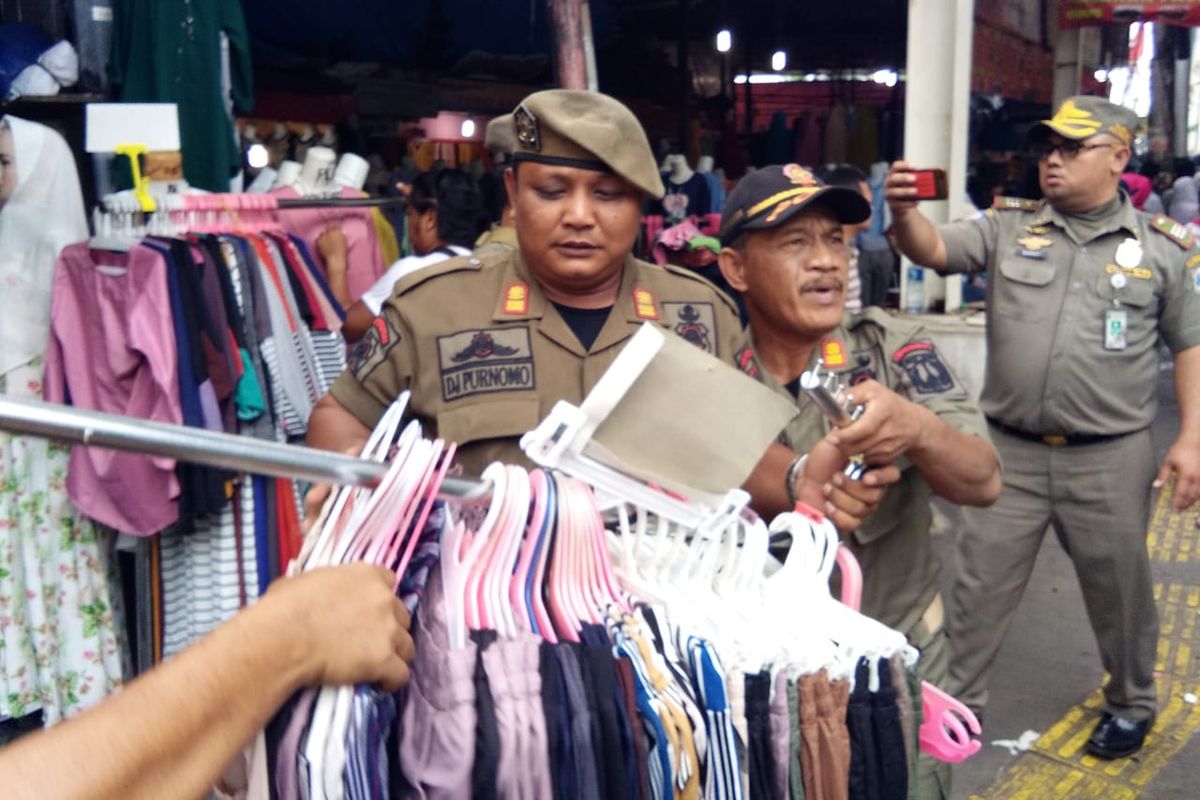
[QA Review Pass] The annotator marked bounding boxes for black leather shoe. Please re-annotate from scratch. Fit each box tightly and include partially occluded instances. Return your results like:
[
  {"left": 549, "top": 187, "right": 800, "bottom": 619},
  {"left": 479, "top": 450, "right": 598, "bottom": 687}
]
[{"left": 1085, "top": 712, "right": 1153, "bottom": 759}]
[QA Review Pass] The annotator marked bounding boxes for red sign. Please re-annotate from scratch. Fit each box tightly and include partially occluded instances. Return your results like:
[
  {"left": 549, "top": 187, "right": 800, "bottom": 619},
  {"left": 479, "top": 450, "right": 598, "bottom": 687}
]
[{"left": 1060, "top": 1, "right": 1200, "bottom": 28}]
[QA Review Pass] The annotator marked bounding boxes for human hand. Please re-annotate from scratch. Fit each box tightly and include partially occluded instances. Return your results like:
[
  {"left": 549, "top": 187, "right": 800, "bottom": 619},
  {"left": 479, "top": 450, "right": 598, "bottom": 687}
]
[
  {"left": 793, "top": 436, "right": 900, "bottom": 534},
  {"left": 266, "top": 563, "right": 414, "bottom": 692},
  {"left": 827, "top": 379, "right": 930, "bottom": 464},
  {"left": 885, "top": 160, "right": 920, "bottom": 219},
  {"left": 316, "top": 226, "right": 348, "bottom": 270},
  {"left": 1154, "top": 435, "right": 1200, "bottom": 512}
]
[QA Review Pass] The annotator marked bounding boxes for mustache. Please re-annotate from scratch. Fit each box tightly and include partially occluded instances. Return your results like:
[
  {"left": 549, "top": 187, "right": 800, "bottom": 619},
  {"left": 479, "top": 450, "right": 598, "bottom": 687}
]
[{"left": 799, "top": 278, "right": 845, "bottom": 292}]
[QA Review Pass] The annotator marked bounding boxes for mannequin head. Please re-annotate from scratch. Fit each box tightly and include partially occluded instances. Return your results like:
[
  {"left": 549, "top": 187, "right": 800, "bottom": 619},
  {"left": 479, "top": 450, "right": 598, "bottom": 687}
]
[
  {"left": 0, "top": 120, "right": 15, "bottom": 212},
  {"left": 696, "top": 155, "right": 714, "bottom": 174},
  {"left": 297, "top": 147, "right": 338, "bottom": 195}
]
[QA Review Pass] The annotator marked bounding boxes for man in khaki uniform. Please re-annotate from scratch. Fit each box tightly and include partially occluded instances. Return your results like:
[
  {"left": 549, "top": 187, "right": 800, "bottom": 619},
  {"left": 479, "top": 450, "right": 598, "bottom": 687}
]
[
  {"left": 719, "top": 164, "right": 1001, "bottom": 799},
  {"left": 887, "top": 96, "right": 1200, "bottom": 758},
  {"left": 306, "top": 90, "right": 746, "bottom": 481}
]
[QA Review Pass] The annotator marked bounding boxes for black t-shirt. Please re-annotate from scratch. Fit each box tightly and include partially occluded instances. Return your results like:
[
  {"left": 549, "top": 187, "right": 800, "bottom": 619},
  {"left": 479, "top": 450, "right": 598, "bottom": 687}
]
[{"left": 552, "top": 302, "right": 613, "bottom": 351}]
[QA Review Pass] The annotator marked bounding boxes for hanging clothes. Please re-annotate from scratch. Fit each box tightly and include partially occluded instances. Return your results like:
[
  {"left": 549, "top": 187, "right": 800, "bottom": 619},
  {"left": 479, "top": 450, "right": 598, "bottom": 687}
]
[
  {"left": 108, "top": 0, "right": 254, "bottom": 192},
  {"left": 271, "top": 185, "right": 389, "bottom": 304},
  {"left": 0, "top": 115, "right": 126, "bottom": 726}
]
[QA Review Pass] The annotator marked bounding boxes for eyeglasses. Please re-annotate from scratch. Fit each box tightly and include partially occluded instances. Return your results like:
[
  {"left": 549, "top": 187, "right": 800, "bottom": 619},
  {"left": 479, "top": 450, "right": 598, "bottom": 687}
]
[{"left": 1031, "top": 140, "right": 1115, "bottom": 161}]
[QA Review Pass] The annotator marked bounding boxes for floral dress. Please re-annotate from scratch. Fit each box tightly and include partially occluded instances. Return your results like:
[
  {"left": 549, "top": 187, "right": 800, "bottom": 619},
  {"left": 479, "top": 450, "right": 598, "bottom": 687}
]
[{"left": 0, "top": 355, "right": 126, "bottom": 725}]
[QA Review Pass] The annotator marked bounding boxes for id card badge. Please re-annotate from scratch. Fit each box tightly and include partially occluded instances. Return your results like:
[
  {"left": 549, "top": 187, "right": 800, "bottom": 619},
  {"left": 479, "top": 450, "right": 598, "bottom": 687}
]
[{"left": 1105, "top": 308, "right": 1128, "bottom": 350}]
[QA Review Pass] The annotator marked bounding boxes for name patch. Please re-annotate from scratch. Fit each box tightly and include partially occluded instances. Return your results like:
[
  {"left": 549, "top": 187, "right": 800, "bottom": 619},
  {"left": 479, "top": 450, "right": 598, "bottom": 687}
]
[{"left": 436, "top": 328, "right": 535, "bottom": 402}]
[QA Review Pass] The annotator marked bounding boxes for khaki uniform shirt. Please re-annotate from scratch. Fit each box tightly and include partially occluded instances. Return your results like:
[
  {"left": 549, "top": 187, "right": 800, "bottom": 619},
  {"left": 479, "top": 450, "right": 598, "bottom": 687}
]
[
  {"left": 939, "top": 194, "right": 1200, "bottom": 435},
  {"left": 330, "top": 247, "right": 745, "bottom": 476},
  {"left": 737, "top": 308, "right": 991, "bottom": 634}
]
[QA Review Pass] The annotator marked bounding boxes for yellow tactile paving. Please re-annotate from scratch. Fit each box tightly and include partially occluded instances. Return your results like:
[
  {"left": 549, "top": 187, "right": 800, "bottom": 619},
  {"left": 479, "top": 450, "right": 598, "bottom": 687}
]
[
  {"left": 973, "top": 496, "right": 1200, "bottom": 799},
  {"left": 1146, "top": 488, "right": 1199, "bottom": 563}
]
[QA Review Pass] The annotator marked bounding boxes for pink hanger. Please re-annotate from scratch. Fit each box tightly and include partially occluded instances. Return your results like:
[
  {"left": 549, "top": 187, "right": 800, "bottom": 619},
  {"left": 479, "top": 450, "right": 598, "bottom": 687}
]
[
  {"left": 920, "top": 684, "right": 983, "bottom": 763},
  {"left": 528, "top": 473, "right": 559, "bottom": 643},
  {"left": 367, "top": 438, "right": 442, "bottom": 570},
  {"left": 389, "top": 443, "right": 457, "bottom": 588},
  {"left": 464, "top": 465, "right": 512, "bottom": 631},
  {"left": 835, "top": 535, "right": 983, "bottom": 763},
  {"left": 511, "top": 469, "right": 549, "bottom": 633},
  {"left": 547, "top": 476, "right": 582, "bottom": 642},
  {"left": 580, "top": 482, "right": 629, "bottom": 615},
  {"left": 566, "top": 479, "right": 602, "bottom": 626},
  {"left": 442, "top": 462, "right": 507, "bottom": 648},
  {"left": 480, "top": 466, "right": 530, "bottom": 637}
]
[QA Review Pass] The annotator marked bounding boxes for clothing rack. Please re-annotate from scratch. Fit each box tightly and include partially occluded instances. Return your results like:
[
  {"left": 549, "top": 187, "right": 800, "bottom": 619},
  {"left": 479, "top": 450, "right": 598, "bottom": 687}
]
[{"left": 0, "top": 397, "right": 490, "bottom": 501}]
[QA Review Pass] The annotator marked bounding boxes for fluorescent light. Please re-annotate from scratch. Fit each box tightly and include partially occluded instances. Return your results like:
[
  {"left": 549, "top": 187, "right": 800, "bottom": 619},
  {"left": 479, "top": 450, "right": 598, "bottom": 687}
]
[
  {"left": 733, "top": 73, "right": 796, "bottom": 85},
  {"left": 771, "top": 50, "right": 787, "bottom": 71},
  {"left": 871, "top": 69, "right": 898, "bottom": 87},
  {"left": 246, "top": 143, "right": 269, "bottom": 169},
  {"left": 716, "top": 29, "right": 732, "bottom": 53},
  {"left": 461, "top": 119, "right": 476, "bottom": 138}
]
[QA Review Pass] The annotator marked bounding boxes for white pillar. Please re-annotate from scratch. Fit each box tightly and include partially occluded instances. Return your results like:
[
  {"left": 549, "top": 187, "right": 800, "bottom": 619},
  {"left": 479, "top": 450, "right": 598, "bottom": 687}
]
[{"left": 900, "top": 0, "right": 974, "bottom": 315}]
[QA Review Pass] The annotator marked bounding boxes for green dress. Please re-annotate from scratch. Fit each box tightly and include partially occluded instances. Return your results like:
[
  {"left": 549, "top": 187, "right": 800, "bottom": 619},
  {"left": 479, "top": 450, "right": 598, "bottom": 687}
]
[{"left": 108, "top": 0, "right": 255, "bottom": 192}]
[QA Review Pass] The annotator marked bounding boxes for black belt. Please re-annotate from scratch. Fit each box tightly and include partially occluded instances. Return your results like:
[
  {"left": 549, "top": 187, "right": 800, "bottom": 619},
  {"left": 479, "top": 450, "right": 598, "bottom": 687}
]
[{"left": 985, "top": 417, "right": 1129, "bottom": 447}]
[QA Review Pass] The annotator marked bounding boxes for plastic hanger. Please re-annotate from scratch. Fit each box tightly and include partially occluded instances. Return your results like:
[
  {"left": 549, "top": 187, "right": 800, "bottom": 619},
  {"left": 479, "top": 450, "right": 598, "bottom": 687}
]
[
  {"left": 528, "top": 472, "right": 559, "bottom": 642},
  {"left": 511, "top": 469, "right": 549, "bottom": 633},
  {"left": 463, "top": 463, "right": 510, "bottom": 633},
  {"left": 389, "top": 443, "right": 457, "bottom": 588},
  {"left": 442, "top": 462, "right": 507, "bottom": 649}
]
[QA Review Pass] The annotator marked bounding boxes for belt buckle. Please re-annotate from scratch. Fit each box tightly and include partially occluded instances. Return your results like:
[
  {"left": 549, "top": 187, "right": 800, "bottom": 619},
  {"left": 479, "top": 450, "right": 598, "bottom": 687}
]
[{"left": 1042, "top": 434, "right": 1068, "bottom": 447}]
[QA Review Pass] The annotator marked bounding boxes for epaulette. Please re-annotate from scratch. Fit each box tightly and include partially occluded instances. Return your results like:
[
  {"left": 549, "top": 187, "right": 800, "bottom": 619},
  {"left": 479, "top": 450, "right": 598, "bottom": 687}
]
[
  {"left": 658, "top": 261, "right": 740, "bottom": 317},
  {"left": 992, "top": 196, "right": 1040, "bottom": 212},
  {"left": 1150, "top": 214, "right": 1196, "bottom": 250},
  {"left": 390, "top": 248, "right": 499, "bottom": 297}
]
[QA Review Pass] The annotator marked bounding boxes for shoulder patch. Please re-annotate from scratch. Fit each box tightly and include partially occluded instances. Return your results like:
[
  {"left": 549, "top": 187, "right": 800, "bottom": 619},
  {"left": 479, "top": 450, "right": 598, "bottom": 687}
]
[
  {"left": 1150, "top": 214, "right": 1195, "bottom": 250},
  {"left": 349, "top": 315, "right": 401, "bottom": 382},
  {"left": 390, "top": 251, "right": 492, "bottom": 297},
  {"left": 992, "top": 196, "right": 1040, "bottom": 212},
  {"left": 891, "top": 340, "right": 964, "bottom": 397},
  {"left": 662, "top": 301, "right": 716, "bottom": 354}
]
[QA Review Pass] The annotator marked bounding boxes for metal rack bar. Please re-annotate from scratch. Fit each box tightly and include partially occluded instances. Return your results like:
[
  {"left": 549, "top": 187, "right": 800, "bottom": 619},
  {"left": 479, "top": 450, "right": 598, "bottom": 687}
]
[
  {"left": 275, "top": 196, "right": 406, "bottom": 209},
  {"left": 0, "top": 397, "right": 489, "bottom": 501}
]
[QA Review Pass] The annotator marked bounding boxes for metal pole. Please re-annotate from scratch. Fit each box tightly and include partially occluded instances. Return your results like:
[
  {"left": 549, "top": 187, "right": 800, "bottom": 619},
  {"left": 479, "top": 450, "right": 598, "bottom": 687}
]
[
  {"left": 0, "top": 397, "right": 490, "bottom": 501},
  {"left": 678, "top": 0, "right": 690, "bottom": 152},
  {"left": 548, "top": 0, "right": 588, "bottom": 90}
]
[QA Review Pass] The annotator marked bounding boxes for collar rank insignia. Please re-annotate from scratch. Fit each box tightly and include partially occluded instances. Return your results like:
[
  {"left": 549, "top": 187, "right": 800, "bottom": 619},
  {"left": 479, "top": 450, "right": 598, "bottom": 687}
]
[
  {"left": 503, "top": 281, "right": 529, "bottom": 315},
  {"left": 821, "top": 339, "right": 847, "bottom": 368},
  {"left": 513, "top": 104, "right": 540, "bottom": 151},
  {"left": 633, "top": 287, "right": 659, "bottom": 320}
]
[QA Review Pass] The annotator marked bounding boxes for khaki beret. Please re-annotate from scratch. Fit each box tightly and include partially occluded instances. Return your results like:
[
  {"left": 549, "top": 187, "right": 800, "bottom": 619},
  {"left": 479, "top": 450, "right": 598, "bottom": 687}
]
[
  {"left": 1030, "top": 95, "right": 1139, "bottom": 146},
  {"left": 510, "top": 89, "right": 665, "bottom": 199},
  {"left": 485, "top": 114, "right": 516, "bottom": 162}
]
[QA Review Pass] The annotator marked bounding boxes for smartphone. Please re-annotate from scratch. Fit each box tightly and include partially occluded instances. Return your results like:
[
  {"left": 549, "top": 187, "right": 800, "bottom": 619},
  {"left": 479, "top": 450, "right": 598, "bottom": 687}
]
[{"left": 911, "top": 168, "right": 948, "bottom": 201}]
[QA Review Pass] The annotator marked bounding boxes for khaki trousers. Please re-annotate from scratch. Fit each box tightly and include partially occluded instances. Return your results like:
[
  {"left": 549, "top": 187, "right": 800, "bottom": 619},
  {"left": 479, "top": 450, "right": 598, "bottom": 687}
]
[{"left": 946, "top": 426, "right": 1159, "bottom": 721}]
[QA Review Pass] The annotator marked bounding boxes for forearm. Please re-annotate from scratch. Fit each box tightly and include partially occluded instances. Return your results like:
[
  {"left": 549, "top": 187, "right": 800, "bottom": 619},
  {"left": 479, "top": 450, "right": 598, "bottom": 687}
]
[
  {"left": 0, "top": 602, "right": 306, "bottom": 800},
  {"left": 743, "top": 442, "right": 796, "bottom": 519},
  {"left": 341, "top": 301, "right": 376, "bottom": 343},
  {"left": 892, "top": 211, "right": 950, "bottom": 272},
  {"left": 907, "top": 405, "right": 1001, "bottom": 505},
  {"left": 1174, "top": 346, "right": 1200, "bottom": 441},
  {"left": 325, "top": 256, "right": 351, "bottom": 308},
  {"left": 306, "top": 394, "right": 372, "bottom": 454}
]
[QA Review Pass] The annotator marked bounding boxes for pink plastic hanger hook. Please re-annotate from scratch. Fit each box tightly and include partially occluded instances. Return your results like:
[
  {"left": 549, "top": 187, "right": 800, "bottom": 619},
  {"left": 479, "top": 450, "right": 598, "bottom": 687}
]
[{"left": 920, "top": 683, "right": 983, "bottom": 763}]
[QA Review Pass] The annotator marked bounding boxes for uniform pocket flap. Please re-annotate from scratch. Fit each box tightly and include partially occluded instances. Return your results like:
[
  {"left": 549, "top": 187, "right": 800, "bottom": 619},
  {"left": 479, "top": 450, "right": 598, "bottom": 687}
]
[
  {"left": 436, "top": 399, "right": 543, "bottom": 446},
  {"left": 1095, "top": 270, "right": 1156, "bottom": 307},
  {"left": 998, "top": 258, "right": 1056, "bottom": 286}
]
